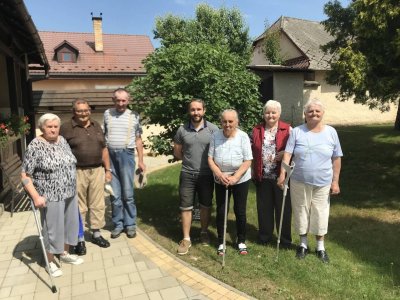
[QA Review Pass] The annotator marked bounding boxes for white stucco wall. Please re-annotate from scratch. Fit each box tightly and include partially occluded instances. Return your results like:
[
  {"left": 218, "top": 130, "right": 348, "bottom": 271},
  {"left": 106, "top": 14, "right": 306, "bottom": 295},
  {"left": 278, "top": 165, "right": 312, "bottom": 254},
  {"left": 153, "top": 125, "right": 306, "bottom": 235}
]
[{"left": 304, "top": 71, "right": 397, "bottom": 125}]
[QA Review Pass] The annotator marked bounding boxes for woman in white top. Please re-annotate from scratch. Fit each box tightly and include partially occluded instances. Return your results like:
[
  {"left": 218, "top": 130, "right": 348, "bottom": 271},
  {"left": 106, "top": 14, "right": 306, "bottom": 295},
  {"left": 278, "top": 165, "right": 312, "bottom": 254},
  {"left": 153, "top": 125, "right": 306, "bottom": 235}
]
[{"left": 208, "top": 109, "right": 253, "bottom": 255}]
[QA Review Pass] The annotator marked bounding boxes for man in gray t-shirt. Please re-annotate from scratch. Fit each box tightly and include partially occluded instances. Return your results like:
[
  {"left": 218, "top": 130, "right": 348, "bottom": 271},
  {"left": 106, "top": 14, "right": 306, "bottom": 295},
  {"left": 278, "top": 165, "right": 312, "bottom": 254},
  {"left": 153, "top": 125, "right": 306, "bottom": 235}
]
[{"left": 173, "top": 99, "right": 218, "bottom": 255}]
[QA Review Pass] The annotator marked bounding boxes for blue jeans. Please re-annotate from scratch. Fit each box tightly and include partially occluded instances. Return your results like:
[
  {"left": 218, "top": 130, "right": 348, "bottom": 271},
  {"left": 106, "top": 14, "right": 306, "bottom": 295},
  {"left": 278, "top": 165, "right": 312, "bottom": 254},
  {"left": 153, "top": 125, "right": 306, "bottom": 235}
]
[{"left": 109, "top": 148, "right": 136, "bottom": 230}]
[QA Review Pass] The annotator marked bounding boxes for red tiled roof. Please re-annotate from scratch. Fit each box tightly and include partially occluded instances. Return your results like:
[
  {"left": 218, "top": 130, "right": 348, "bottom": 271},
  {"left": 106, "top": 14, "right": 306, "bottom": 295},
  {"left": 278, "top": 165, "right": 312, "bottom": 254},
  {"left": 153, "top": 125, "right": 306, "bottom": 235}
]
[
  {"left": 283, "top": 56, "right": 310, "bottom": 69},
  {"left": 37, "top": 31, "right": 154, "bottom": 75}
]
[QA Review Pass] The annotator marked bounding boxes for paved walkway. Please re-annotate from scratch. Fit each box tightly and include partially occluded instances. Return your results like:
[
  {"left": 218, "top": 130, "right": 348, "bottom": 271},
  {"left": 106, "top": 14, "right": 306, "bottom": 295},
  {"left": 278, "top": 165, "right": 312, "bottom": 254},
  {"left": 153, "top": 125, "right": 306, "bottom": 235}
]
[{"left": 0, "top": 155, "right": 254, "bottom": 300}]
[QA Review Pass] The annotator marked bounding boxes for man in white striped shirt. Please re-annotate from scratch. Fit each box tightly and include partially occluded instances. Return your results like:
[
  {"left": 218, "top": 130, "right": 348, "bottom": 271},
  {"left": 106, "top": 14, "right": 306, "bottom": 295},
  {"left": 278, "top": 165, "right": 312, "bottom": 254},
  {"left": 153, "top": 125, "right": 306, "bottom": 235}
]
[{"left": 103, "top": 88, "right": 146, "bottom": 239}]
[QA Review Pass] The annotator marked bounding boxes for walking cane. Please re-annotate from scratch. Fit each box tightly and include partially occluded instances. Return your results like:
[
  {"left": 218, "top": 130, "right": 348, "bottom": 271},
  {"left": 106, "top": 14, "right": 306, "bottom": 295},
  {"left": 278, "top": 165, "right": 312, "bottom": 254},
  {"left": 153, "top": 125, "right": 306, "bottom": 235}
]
[
  {"left": 222, "top": 186, "right": 229, "bottom": 268},
  {"left": 276, "top": 161, "right": 295, "bottom": 262},
  {"left": 29, "top": 198, "right": 57, "bottom": 293}
]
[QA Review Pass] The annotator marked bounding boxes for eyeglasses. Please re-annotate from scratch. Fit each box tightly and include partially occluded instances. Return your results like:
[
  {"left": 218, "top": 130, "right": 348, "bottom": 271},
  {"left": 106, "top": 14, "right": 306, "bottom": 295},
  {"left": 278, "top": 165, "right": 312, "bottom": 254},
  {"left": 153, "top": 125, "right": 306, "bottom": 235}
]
[{"left": 75, "top": 109, "right": 91, "bottom": 114}]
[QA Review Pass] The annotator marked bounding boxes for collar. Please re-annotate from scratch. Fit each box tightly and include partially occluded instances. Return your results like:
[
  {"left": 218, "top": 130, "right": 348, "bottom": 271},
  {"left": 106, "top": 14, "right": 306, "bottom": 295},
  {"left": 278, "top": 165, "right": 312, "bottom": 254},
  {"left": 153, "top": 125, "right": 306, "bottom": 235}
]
[
  {"left": 72, "top": 117, "right": 93, "bottom": 128},
  {"left": 188, "top": 119, "right": 207, "bottom": 131}
]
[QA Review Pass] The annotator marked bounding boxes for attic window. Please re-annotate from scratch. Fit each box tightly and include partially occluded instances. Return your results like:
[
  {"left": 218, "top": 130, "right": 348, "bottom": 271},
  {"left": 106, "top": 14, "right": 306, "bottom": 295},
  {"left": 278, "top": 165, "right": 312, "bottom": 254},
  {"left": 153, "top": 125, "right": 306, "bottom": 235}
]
[{"left": 56, "top": 46, "right": 77, "bottom": 63}]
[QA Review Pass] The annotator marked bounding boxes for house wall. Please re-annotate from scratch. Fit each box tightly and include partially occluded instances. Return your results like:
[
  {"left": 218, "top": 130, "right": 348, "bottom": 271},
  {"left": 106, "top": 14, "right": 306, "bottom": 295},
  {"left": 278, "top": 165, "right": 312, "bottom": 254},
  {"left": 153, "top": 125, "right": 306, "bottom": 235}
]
[
  {"left": 0, "top": 54, "right": 10, "bottom": 109},
  {"left": 304, "top": 71, "right": 397, "bottom": 125},
  {"left": 33, "top": 78, "right": 132, "bottom": 90},
  {"left": 273, "top": 72, "right": 304, "bottom": 125},
  {"left": 251, "top": 35, "right": 302, "bottom": 66}
]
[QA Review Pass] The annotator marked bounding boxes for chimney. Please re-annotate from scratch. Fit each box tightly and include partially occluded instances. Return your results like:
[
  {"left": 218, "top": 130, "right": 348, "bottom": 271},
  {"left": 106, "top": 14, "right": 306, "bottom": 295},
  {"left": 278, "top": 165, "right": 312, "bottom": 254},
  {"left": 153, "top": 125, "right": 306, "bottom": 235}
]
[{"left": 92, "top": 13, "right": 103, "bottom": 52}]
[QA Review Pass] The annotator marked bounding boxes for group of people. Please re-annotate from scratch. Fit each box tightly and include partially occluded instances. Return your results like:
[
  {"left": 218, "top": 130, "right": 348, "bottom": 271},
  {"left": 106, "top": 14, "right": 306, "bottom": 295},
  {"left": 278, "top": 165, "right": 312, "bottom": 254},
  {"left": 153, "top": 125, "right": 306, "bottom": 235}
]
[
  {"left": 22, "top": 92, "right": 342, "bottom": 278},
  {"left": 174, "top": 98, "right": 342, "bottom": 264},
  {"left": 21, "top": 88, "right": 145, "bottom": 277}
]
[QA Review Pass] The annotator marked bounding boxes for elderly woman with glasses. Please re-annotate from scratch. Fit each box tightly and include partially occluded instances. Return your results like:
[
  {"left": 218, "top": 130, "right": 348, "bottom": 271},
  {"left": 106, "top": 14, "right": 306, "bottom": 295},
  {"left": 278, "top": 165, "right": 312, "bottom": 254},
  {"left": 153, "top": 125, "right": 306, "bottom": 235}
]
[
  {"left": 21, "top": 113, "right": 83, "bottom": 277},
  {"left": 277, "top": 99, "right": 343, "bottom": 263}
]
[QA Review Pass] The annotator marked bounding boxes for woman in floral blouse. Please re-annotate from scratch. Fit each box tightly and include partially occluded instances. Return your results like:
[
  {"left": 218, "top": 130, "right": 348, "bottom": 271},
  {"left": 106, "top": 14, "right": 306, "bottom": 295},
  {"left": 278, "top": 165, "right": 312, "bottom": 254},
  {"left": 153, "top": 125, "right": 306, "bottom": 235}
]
[{"left": 251, "top": 100, "right": 292, "bottom": 247}]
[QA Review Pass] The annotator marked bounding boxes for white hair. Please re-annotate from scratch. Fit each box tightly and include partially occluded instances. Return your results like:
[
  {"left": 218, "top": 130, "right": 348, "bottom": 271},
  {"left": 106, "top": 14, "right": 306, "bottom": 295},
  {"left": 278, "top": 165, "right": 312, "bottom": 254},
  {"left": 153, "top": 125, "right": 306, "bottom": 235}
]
[
  {"left": 220, "top": 109, "right": 238, "bottom": 121},
  {"left": 38, "top": 113, "right": 61, "bottom": 130},
  {"left": 263, "top": 100, "right": 282, "bottom": 114},
  {"left": 303, "top": 99, "right": 325, "bottom": 113}
]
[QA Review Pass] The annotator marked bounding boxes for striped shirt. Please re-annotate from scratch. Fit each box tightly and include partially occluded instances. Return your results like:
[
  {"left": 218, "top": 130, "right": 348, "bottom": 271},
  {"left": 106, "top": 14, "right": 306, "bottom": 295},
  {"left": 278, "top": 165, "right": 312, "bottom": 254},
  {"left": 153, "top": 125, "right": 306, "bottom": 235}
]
[{"left": 103, "top": 108, "right": 143, "bottom": 149}]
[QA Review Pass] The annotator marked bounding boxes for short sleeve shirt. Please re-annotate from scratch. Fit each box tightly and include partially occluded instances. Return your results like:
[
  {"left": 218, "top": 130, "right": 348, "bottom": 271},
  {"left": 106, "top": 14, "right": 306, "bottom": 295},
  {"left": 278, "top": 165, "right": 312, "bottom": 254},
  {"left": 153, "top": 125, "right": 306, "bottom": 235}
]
[
  {"left": 22, "top": 136, "right": 77, "bottom": 202},
  {"left": 174, "top": 120, "right": 218, "bottom": 175},
  {"left": 285, "top": 124, "right": 343, "bottom": 186},
  {"left": 208, "top": 129, "right": 253, "bottom": 184},
  {"left": 60, "top": 118, "right": 106, "bottom": 167}
]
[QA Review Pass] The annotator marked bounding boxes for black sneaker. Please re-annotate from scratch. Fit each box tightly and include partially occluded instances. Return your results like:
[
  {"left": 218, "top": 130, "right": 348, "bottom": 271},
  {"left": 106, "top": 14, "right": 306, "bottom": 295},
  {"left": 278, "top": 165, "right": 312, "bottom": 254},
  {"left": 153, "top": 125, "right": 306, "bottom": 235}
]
[
  {"left": 73, "top": 241, "right": 86, "bottom": 256},
  {"left": 92, "top": 235, "right": 110, "bottom": 248},
  {"left": 315, "top": 249, "right": 330, "bottom": 263},
  {"left": 295, "top": 246, "right": 308, "bottom": 259},
  {"left": 111, "top": 228, "right": 123, "bottom": 239}
]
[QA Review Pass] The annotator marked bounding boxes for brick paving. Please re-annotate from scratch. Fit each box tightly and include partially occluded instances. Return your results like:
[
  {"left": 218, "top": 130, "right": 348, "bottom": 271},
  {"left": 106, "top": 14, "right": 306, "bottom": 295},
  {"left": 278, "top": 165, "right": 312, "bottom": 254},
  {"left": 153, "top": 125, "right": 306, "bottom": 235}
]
[{"left": 0, "top": 155, "right": 254, "bottom": 300}]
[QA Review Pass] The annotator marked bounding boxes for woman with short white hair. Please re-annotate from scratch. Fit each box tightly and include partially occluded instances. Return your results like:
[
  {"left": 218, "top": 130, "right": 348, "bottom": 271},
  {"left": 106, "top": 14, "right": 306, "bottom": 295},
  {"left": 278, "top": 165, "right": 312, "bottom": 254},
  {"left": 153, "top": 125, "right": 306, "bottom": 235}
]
[
  {"left": 21, "top": 113, "right": 83, "bottom": 277},
  {"left": 251, "top": 100, "right": 292, "bottom": 247},
  {"left": 278, "top": 99, "right": 343, "bottom": 263}
]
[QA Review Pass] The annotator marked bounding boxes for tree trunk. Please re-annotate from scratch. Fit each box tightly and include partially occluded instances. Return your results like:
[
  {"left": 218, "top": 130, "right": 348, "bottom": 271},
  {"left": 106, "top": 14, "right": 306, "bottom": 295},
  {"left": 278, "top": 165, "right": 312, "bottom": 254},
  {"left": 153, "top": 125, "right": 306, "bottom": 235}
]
[{"left": 395, "top": 103, "right": 400, "bottom": 131}]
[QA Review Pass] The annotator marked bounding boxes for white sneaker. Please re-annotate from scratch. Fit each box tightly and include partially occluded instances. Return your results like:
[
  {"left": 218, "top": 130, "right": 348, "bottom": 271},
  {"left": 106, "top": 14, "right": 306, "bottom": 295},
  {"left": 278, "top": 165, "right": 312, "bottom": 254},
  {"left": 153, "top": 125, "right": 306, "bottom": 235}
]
[
  {"left": 47, "top": 261, "right": 63, "bottom": 277},
  {"left": 238, "top": 243, "right": 248, "bottom": 255},
  {"left": 217, "top": 244, "right": 225, "bottom": 256},
  {"left": 60, "top": 252, "right": 84, "bottom": 265}
]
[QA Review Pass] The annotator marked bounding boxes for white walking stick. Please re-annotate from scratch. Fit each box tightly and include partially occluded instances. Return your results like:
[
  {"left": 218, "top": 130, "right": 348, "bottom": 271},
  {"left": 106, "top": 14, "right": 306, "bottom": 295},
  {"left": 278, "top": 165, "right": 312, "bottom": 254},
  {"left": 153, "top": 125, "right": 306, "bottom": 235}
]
[
  {"left": 29, "top": 198, "right": 57, "bottom": 293},
  {"left": 276, "top": 161, "right": 295, "bottom": 262},
  {"left": 222, "top": 186, "right": 229, "bottom": 268}
]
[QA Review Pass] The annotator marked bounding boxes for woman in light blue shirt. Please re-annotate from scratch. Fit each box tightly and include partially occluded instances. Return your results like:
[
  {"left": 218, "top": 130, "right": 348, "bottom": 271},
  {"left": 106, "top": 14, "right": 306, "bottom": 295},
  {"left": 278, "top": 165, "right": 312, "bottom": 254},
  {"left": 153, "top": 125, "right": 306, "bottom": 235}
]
[
  {"left": 208, "top": 109, "right": 252, "bottom": 256},
  {"left": 278, "top": 99, "right": 343, "bottom": 263}
]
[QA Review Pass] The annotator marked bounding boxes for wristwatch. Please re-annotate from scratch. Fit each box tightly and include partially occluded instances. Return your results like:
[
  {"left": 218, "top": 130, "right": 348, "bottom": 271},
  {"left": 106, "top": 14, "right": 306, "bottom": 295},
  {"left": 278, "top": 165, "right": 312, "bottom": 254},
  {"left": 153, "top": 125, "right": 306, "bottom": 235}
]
[{"left": 105, "top": 168, "right": 112, "bottom": 172}]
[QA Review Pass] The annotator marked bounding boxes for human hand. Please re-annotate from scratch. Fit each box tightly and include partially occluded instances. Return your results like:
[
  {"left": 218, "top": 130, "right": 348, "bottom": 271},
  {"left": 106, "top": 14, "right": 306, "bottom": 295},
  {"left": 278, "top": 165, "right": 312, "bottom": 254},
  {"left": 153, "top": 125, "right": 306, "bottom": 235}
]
[
  {"left": 34, "top": 196, "right": 46, "bottom": 208},
  {"left": 105, "top": 171, "right": 112, "bottom": 183},
  {"left": 330, "top": 182, "right": 340, "bottom": 195},
  {"left": 138, "top": 161, "right": 146, "bottom": 173}
]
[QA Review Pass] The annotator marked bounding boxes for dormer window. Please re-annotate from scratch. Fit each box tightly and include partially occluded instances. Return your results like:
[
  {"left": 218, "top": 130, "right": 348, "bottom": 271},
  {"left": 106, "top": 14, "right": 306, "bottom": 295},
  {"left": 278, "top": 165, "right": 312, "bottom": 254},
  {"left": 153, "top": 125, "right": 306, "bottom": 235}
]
[
  {"left": 54, "top": 40, "right": 79, "bottom": 63},
  {"left": 59, "top": 51, "right": 74, "bottom": 63}
]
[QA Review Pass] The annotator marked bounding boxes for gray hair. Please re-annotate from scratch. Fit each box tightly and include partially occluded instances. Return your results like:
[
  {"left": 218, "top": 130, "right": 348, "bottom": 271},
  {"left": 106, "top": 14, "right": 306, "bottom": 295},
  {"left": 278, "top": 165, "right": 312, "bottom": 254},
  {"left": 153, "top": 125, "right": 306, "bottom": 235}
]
[
  {"left": 303, "top": 99, "right": 325, "bottom": 113},
  {"left": 220, "top": 109, "right": 238, "bottom": 121},
  {"left": 38, "top": 113, "right": 61, "bottom": 130},
  {"left": 72, "top": 98, "right": 90, "bottom": 110},
  {"left": 263, "top": 100, "right": 281, "bottom": 114}
]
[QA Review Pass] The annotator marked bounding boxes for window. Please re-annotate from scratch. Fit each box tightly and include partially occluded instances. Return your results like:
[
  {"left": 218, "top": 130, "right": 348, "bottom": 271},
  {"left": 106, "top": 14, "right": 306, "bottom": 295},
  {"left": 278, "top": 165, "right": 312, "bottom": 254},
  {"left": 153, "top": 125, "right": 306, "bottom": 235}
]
[{"left": 61, "top": 52, "right": 72, "bottom": 62}]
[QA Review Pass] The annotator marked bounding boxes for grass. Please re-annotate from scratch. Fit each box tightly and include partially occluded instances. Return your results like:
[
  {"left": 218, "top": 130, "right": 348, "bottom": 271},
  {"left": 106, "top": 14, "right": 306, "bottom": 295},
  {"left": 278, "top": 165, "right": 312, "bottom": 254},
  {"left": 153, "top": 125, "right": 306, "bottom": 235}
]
[{"left": 135, "top": 124, "right": 400, "bottom": 300}]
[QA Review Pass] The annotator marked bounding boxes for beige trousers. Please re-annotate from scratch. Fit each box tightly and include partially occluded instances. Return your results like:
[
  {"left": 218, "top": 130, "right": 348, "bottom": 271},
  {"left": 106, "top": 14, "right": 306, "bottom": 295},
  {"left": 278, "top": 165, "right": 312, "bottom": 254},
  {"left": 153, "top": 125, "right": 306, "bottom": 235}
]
[
  {"left": 76, "top": 167, "right": 106, "bottom": 230},
  {"left": 290, "top": 179, "right": 330, "bottom": 236}
]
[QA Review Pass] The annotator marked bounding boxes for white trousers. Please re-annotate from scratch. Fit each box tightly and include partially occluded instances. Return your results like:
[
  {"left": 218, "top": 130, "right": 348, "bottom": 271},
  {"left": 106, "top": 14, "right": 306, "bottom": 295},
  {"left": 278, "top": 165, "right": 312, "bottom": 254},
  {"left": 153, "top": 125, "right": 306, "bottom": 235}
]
[{"left": 290, "top": 179, "right": 330, "bottom": 236}]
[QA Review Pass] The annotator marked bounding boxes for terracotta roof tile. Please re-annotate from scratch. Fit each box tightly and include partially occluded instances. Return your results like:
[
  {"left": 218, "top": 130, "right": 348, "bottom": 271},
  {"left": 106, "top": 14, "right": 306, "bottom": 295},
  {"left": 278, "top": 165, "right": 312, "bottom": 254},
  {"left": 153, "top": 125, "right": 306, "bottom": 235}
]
[{"left": 37, "top": 31, "right": 154, "bottom": 75}]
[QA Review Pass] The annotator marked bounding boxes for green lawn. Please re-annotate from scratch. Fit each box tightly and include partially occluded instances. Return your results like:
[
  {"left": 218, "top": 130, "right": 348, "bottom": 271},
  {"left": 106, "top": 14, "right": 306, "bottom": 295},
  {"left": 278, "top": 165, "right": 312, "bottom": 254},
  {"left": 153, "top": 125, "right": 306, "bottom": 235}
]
[{"left": 135, "top": 124, "right": 400, "bottom": 300}]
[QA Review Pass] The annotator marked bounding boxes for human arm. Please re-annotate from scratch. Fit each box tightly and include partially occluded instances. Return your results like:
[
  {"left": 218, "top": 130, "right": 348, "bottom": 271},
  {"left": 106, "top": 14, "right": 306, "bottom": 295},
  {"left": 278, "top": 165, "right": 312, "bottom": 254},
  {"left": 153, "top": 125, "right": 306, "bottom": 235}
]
[
  {"left": 227, "top": 160, "right": 252, "bottom": 185},
  {"left": 173, "top": 143, "right": 183, "bottom": 160},
  {"left": 21, "top": 172, "right": 46, "bottom": 208},
  {"left": 136, "top": 136, "right": 146, "bottom": 172},
  {"left": 102, "top": 147, "right": 112, "bottom": 183},
  {"left": 208, "top": 156, "right": 230, "bottom": 186},
  {"left": 330, "top": 156, "right": 341, "bottom": 195},
  {"left": 277, "top": 152, "right": 293, "bottom": 188}
]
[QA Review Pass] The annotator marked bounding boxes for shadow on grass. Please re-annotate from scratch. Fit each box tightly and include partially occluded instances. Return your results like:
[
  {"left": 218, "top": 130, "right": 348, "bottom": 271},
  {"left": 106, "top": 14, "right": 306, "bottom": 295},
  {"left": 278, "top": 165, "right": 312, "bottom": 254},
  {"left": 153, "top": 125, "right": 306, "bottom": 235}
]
[
  {"left": 336, "top": 125, "right": 400, "bottom": 210},
  {"left": 329, "top": 213, "right": 400, "bottom": 285}
]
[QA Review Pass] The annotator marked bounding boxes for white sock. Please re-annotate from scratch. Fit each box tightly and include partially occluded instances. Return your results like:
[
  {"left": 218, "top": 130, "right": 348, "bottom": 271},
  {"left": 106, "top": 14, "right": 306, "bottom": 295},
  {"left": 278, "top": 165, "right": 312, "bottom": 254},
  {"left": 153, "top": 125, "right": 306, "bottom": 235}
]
[
  {"left": 316, "top": 240, "right": 325, "bottom": 251},
  {"left": 183, "top": 237, "right": 191, "bottom": 242},
  {"left": 300, "top": 235, "right": 308, "bottom": 249}
]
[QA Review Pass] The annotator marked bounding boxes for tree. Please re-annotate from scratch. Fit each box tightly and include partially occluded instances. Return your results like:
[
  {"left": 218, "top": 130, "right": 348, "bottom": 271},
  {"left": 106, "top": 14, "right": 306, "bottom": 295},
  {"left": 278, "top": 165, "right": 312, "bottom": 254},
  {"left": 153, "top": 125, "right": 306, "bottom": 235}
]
[
  {"left": 128, "top": 4, "right": 261, "bottom": 155},
  {"left": 128, "top": 43, "right": 262, "bottom": 155},
  {"left": 153, "top": 3, "right": 252, "bottom": 61},
  {"left": 322, "top": 0, "right": 400, "bottom": 129}
]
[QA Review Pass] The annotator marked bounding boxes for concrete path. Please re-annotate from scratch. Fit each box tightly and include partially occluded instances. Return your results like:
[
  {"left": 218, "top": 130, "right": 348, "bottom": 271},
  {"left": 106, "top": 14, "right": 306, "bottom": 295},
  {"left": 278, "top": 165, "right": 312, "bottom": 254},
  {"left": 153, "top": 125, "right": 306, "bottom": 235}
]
[{"left": 0, "top": 155, "right": 254, "bottom": 300}]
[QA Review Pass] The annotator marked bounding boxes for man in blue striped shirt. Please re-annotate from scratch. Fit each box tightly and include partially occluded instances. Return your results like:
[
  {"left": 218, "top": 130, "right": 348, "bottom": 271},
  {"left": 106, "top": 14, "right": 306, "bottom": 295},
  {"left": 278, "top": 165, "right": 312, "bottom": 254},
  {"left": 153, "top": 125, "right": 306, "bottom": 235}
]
[{"left": 104, "top": 88, "right": 146, "bottom": 239}]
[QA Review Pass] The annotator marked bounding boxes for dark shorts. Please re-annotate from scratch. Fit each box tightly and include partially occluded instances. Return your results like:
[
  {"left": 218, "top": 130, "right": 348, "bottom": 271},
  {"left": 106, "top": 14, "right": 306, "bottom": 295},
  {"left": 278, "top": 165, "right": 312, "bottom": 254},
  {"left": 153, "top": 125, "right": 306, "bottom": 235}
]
[{"left": 179, "top": 172, "right": 214, "bottom": 210}]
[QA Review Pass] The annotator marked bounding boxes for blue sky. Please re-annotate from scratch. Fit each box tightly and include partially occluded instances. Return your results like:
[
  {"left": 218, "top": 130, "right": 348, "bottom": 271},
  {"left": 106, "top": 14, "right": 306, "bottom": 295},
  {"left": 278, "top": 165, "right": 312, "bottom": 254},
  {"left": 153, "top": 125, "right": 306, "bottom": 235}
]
[{"left": 24, "top": 0, "right": 350, "bottom": 48}]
